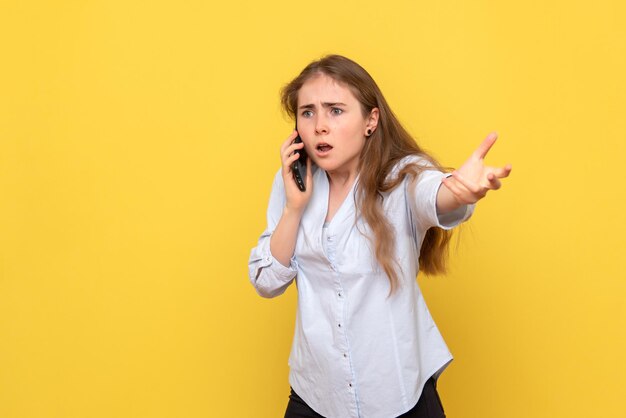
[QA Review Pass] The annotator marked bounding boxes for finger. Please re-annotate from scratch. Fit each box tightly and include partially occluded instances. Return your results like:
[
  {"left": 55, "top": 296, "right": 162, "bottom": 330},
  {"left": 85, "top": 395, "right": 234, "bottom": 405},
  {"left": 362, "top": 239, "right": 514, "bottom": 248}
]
[
  {"left": 444, "top": 175, "right": 472, "bottom": 195},
  {"left": 282, "top": 141, "right": 304, "bottom": 161},
  {"left": 282, "top": 157, "right": 300, "bottom": 178},
  {"left": 280, "top": 130, "right": 299, "bottom": 154},
  {"left": 490, "top": 164, "right": 512, "bottom": 179},
  {"left": 280, "top": 130, "right": 299, "bottom": 153},
  {"left": 486, "top": 172, "right": 502, "bottom": 190},
  {"left": 282, "top": 147, "right": 304, "bottom": 169},
  {"left": 285, "top": 141, "right": 305, "bottom": 154},
  {"left": 451, "top": 171, "right": 485, "bottom": 196},
  {"left": 441, "top": 177, "right": 474, "bottom": 205},
  {"left": 285, "top": 151, "right": 301, "bottom": 166},
  {"left": 282, "top": 148, "right": 302, "bottom": 170},
  {"left": 473, "top": 132, "right": 498, "bottom": 160}
]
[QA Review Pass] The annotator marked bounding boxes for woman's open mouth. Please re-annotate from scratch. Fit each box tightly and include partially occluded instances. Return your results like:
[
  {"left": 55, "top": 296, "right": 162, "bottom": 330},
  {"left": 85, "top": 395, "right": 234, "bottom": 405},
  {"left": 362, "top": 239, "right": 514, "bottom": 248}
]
[{"left": 315, "top": 143, "right": 333, "bottom": 156}]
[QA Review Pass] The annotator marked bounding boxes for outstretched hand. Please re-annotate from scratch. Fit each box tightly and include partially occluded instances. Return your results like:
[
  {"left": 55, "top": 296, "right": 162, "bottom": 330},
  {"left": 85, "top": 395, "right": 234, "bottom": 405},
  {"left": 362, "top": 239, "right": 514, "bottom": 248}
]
[{"left": 441, "top": 132, "right": 512, "bottom": 205}]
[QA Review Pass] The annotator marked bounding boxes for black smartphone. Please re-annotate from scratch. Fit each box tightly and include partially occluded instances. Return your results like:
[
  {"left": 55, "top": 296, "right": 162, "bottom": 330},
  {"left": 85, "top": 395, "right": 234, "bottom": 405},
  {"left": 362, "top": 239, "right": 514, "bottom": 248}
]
[{"left": 291, "top": 126, "right": 307, "bottom": 192}]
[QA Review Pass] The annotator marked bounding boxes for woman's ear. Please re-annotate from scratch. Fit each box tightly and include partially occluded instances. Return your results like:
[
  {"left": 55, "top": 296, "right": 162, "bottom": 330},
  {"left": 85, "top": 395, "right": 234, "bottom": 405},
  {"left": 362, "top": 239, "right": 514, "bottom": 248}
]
[{"left": 366, "top": 107, "right": 380, "bottom": 136}]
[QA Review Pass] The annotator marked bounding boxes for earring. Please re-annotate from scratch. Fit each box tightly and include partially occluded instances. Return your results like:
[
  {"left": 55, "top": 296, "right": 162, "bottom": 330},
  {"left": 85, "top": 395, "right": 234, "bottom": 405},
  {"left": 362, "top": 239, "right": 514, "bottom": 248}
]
[{"left": 366, "top": 129, "right": 372, "bottom": 136}]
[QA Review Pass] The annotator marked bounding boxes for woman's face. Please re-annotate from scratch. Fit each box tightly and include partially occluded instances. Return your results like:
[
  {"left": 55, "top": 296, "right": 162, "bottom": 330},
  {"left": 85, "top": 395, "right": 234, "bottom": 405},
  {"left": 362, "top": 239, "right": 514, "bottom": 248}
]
[{"left": 296, "top": 74, "right": 376, "bottom": 177}]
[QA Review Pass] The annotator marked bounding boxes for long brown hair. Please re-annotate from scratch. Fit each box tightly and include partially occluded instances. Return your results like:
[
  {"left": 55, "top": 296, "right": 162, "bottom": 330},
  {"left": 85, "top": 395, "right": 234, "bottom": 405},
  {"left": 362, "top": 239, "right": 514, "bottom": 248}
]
[{"left": 280, "top": 54, "right": 453, "bottom": 294}]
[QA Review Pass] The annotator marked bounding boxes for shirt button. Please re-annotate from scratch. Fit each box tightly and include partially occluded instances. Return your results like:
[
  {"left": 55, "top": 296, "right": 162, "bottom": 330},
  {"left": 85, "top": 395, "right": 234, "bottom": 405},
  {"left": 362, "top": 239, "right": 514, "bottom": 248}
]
[
  {"left": 338, "top": 292, "right": 342, "bottom": 297},
  {"left": 327, "top": 235, "right": 333, "bottom": 241},
  {"left": 349, "top": 383, "right": 352, "bottom": 387},
  {"left": 338, "top": 323, "right": 341, "bottom": 328},
  {"left": 343, "top": 353, "right": 347, "bottom": 358}
]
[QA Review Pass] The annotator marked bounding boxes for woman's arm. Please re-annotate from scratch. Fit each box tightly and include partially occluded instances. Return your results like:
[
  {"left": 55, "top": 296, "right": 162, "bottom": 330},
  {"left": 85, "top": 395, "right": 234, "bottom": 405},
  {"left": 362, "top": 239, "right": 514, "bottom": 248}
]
[
  {"left": 270, "top": 130, "right": 314, "bottom": 265},
  {"left": 247, "top": 131, "right": 314, "bottom": 298},
  {"left": 248, "top": 171, "right": 298, "bottom": 298},
  {"left": 270, "top": 207, "right": 304, "bottom": 267}
]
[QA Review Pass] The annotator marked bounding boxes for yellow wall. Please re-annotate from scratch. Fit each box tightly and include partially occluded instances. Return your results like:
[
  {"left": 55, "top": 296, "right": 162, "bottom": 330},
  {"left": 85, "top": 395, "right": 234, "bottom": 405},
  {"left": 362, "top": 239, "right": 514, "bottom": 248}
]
[{"left": 1, "top": 1, "right": 624, "bottom": 417}]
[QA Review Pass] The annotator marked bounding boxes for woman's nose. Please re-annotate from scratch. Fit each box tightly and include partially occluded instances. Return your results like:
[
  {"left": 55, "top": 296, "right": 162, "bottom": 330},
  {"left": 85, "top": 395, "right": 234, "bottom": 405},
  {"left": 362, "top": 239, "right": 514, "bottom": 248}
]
[
  {"left": 315, "top": 119, "right": 329, "bottom": 135},
  {"left": 314, "top": 114, "right": 329, "bottom": 134}
]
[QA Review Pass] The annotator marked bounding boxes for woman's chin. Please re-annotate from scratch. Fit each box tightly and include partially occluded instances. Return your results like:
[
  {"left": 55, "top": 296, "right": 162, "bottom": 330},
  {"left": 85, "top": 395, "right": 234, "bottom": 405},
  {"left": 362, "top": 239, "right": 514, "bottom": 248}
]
[
  {"left": 312, "top": 160, "right": 334, "bottom": 172},
  {"left": 312, "top": 158, "right": 361, "bottom": 176}
]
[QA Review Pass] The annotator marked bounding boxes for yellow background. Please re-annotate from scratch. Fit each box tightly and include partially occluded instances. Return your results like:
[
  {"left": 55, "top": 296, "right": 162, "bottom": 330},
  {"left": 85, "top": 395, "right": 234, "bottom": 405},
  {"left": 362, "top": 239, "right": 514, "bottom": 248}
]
[{"left": 1, "top": 1, "right": 624, "bottom": 417}]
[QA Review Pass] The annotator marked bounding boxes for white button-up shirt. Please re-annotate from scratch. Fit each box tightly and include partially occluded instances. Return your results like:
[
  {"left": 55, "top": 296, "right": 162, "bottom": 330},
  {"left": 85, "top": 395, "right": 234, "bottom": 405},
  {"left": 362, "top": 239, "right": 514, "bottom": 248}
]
[{"left": 248, "top": 156, "right": 474, "bottom": 418}]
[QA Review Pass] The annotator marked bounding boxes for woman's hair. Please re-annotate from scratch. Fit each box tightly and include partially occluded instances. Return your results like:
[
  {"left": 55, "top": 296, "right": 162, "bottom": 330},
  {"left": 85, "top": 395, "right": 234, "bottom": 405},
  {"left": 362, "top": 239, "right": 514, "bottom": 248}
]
[{"left": 280, "top": 54, "right": 453, "bottom": 295}]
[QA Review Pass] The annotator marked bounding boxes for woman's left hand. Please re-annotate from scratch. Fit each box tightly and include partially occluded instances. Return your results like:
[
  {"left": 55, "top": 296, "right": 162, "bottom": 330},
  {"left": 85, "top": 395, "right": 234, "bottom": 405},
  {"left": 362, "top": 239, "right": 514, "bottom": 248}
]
[{"left": 441, "top": 132, "right": 512, "bottom": 205}]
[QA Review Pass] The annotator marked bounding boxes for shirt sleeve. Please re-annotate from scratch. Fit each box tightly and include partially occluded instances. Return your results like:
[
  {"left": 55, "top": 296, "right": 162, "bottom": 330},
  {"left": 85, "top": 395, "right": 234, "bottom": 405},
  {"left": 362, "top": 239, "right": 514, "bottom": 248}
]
[
  {"left": 408, "top": 159, "right": 476, "bottom": 231},
  {"left": 248, "top": 169, "right": 298, "bottom": 298}
]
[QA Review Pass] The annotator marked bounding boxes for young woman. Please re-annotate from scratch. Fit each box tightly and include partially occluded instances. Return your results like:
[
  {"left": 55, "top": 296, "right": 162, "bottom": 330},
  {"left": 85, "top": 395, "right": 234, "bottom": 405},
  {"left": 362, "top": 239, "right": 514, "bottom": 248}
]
[{"left": 248, "top": 55, "right": 511, "bottom": 418}]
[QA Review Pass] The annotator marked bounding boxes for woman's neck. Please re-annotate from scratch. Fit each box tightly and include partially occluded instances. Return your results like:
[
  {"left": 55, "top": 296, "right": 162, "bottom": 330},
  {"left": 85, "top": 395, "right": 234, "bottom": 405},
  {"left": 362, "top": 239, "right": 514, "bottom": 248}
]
[
  {"left": 326, "top": 156, "right": 360, "bottom": 188},
  {"left": 326, "top": 168, "right": 358, "bottom": 189}
]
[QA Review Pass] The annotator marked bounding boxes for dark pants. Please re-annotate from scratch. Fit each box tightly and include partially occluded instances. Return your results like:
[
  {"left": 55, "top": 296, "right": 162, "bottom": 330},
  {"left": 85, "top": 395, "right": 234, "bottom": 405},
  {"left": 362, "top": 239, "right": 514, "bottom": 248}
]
[{"left": 284, "top": 376, "right": 446, "bottom": 418}]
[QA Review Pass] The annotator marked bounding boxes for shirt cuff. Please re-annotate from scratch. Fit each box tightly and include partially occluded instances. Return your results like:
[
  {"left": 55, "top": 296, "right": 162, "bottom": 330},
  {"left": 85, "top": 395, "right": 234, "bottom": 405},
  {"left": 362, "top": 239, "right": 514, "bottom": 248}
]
[
  {"left": 253, "top": 250, "right": 298, "bottom": 282},
  {"left": 434, "top": 178, "right": 475, "bottom": 229},
  {"left": 436, "top": 203, "right": 475, "bottom": 229}
]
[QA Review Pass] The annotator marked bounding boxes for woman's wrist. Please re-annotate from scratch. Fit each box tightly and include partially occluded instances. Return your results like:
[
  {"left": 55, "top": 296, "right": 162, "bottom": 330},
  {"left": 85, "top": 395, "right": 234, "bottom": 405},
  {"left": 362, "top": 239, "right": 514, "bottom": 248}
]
[{"left": 283, "top": 205, "right": 305, "bottom": 219}]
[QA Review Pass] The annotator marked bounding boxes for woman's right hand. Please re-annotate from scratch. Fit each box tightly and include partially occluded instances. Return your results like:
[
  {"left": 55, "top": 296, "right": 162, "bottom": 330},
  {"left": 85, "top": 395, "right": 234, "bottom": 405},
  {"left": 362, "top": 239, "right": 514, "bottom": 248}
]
[{"left": 280, "top": 130, "right": 313, "bottom": 213}]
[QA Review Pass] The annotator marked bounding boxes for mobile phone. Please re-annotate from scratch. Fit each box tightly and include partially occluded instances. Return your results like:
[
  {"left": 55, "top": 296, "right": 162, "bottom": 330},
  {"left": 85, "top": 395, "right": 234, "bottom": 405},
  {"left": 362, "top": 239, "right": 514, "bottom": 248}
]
[{"left": 291, "top": 127, "right": 307, "bottom": 192}]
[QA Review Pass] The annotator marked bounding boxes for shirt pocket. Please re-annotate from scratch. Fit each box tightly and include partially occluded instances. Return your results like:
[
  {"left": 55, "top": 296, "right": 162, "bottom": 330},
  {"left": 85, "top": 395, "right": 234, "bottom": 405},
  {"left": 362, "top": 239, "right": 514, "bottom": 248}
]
[{"left": 339, "top": 223, "right": 381, "bottom": 275}]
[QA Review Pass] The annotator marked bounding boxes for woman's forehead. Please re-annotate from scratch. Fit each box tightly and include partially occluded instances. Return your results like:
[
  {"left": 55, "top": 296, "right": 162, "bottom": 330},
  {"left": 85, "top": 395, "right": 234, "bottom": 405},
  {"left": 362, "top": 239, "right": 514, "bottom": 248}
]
[{"left": 298, "top": 74, "right": 358, "bottom": 105}]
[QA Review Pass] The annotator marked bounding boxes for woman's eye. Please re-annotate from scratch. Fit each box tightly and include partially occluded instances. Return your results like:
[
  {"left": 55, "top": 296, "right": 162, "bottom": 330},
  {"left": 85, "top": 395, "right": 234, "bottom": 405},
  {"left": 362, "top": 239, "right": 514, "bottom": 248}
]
[
  {"left": 302, "top": 110, "right": 313, "bottom": 117},
  {"left": 331, "top": 108, "right": 343, "bottom": 115}
]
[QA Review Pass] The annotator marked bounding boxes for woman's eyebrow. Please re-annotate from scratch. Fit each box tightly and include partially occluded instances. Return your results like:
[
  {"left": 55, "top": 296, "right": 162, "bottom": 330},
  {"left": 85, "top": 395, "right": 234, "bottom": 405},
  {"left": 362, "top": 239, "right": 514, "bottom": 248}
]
[{"left": 298, "top": 102, "right": 347, "bottom": 110}]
